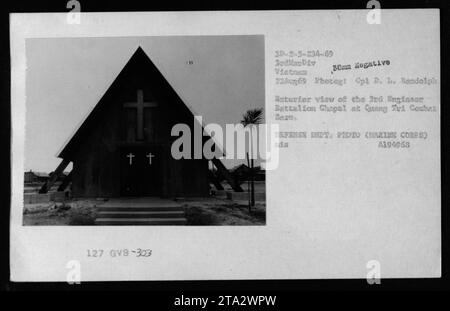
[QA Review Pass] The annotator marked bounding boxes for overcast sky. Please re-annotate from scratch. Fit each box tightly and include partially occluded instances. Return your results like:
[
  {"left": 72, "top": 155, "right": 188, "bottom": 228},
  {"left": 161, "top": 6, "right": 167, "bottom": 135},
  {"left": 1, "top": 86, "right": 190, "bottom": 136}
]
[{"left": 25, "top": 36, "right": 264, "bottom": 172}]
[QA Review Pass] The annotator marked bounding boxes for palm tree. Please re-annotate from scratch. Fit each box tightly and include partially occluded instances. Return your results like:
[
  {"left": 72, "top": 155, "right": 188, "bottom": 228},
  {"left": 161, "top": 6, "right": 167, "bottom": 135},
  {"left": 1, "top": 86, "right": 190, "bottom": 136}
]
[{"left": 241, "top": 108, "right": 263, "bottom": 209}]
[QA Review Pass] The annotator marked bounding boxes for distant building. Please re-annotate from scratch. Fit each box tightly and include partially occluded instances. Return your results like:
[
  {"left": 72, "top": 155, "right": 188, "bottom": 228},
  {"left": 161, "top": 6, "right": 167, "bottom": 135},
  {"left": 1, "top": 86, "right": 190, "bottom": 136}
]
[
  {"left": 24, "top": 170, "right": 50, "bottom": 183},
  {"left": 254, "top": 167, "right": 265, "bottom": 181},
  {"left": 230, "top": 164, "right": 265, "bottom": 184}
]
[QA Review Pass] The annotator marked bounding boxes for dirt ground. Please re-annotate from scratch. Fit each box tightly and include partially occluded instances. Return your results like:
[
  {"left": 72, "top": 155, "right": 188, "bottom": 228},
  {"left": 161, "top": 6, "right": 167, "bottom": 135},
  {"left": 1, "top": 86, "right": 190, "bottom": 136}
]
[
  {"left": 179, "top": 197, "right": 265, "bottom": 225},
  {"left": 22, "top": 197, "right": 266, "bottom": 226},
  {"left": 22, "top": 200, "right": 99, "bottom": 226}
]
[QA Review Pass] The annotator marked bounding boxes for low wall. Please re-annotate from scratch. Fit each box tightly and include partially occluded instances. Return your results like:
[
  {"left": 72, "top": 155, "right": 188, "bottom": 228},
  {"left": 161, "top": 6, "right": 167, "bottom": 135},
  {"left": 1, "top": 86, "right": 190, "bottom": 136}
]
[
  {"left": 24, "top": 191, "right": 67, "bottom": 204},
  {"left": 226, "top": 191, "right": 265, "bottom": 201}
]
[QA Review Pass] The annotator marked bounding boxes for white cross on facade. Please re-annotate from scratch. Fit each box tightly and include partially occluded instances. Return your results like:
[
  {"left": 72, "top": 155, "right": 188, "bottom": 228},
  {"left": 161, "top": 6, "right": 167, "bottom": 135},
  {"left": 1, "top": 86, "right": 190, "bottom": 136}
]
[
  {"left": 123, "top": 89, "right": 158, "bottom": 140},
  {"left": 127, "top": 153, "right": 135, "bottom": 165},
  {"left": 146, "top": 153, "right": 155, "bottom": 165}
]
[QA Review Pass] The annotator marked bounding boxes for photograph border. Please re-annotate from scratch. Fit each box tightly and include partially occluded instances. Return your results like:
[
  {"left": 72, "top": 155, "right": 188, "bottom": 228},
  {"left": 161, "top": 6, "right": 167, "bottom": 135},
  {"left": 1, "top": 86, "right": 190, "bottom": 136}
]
[{"left": 1, "top": 0, "right": 448, "bottom": 293}]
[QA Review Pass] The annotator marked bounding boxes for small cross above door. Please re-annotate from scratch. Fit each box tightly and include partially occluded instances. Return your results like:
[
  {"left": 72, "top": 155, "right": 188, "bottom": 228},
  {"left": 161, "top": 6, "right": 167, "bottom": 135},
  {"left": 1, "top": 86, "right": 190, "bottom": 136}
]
[
  {"left": 126, "top": 153, "right": 135, "bottom": 165},
  {"left": 146, "top": 152, "right": 155, "bottom": 165}
]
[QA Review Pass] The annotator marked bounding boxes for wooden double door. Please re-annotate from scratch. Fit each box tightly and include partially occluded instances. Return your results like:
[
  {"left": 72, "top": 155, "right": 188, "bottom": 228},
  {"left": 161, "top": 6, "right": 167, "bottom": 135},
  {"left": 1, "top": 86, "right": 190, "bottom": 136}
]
[{"left": 120, "top": 146, "right": 162, "bottom": 196}]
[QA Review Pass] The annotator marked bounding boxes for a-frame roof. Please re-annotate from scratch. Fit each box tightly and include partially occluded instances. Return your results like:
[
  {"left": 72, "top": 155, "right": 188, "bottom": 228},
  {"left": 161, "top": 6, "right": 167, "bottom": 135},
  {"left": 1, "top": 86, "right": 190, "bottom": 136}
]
[{"left": 57, "top": 46, "right": 223, "bottom": 159}]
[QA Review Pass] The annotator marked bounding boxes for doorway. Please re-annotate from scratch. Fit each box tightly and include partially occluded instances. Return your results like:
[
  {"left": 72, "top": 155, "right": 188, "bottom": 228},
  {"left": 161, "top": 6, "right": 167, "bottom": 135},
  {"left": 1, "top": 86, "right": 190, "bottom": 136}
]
[{"left": 119, "top": 146, "right": 162, "bottom": 196}]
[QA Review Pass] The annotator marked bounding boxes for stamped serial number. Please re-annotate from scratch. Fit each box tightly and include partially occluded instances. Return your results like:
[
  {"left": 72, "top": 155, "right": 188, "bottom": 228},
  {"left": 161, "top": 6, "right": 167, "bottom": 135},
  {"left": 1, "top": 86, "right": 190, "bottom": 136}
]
[{"left": 87, "top": 248, "right": 152, "bottom": 258}]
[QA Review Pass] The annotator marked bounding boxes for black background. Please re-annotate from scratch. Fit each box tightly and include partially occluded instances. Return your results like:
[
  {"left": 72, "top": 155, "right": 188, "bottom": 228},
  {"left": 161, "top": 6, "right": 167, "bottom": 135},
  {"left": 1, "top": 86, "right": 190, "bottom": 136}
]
[{"left": 0, "top": 0, "right": 448, "bottom": 297}]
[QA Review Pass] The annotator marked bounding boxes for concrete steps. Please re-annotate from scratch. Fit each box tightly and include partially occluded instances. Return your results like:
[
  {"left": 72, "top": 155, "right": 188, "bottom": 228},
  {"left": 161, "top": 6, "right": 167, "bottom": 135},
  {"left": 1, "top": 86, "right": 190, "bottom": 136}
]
[
  {"left": 95, "top": 218, "right": 187, "bottom": 225},
  {"left": 97, "top": 211, "right": 185, "bottom": 218},
  {"left": 94, "top": 198, "right": 187, "bottom": 226},
  {"left": 98, "top": 204, "right": 182, "bottom": 212}
]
